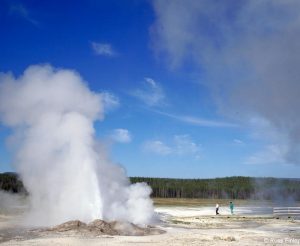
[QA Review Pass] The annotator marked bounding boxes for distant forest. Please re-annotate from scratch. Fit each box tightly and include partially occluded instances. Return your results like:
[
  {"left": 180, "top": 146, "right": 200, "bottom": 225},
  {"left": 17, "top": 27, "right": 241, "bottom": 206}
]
[
  {"left": 1, "top": 172, "right": 300, "bottom": 200},
  {"left": 0, "top": 172, "right": 26, "bottom": 193},
  {"left": 130, "top": 176, "right": 300, "bottom": 200}
]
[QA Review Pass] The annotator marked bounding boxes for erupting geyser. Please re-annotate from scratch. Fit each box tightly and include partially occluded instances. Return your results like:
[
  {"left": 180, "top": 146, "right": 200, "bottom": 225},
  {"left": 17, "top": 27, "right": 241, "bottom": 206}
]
[{"left": 0, "top": 65, "right": 154, "bottom": 226}]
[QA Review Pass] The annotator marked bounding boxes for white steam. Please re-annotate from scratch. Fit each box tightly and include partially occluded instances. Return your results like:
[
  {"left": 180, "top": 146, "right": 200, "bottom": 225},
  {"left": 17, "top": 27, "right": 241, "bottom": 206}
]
[
  {"left": 0, "top": 65, "right": 154, "bottom": 226},
  {"left": 152, "top": 0, "right": 300, "bottom": 165},
  {"left": 0, "top": 190, "right": 27, "bottom": 214}
]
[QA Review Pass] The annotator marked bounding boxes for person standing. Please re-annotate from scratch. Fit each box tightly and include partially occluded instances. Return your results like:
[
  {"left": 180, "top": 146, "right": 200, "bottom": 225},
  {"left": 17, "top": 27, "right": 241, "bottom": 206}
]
[
  {"left": 216, "top": 203, "right": 220, "bottom": 215},
  {"left": 229, "top": 201, "right": 234, "bottom": 215}
]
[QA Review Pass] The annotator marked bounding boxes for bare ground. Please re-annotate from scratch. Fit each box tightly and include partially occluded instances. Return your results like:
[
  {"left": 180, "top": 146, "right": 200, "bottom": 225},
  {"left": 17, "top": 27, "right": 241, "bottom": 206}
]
[{"left": 0, "top": 206, "right": 300, "bottom": 245}]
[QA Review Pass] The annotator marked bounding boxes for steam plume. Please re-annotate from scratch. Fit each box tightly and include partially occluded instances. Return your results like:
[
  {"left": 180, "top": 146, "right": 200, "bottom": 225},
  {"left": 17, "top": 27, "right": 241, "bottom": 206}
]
[
  {"left": 152, "top": 0, "right": 300, "bottom": 165},
  {"left": 0, "top": 65, "right": 154, "bottom": 226}
]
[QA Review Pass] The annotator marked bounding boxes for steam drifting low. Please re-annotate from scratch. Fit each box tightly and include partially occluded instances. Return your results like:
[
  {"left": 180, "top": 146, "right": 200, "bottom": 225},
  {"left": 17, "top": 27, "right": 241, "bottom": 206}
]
[
  {"left": 0, "top": 65, "right": 154, "bottom": 226},
  {"left": 152, "top": 0, "right": 300, "bottom": 165}
]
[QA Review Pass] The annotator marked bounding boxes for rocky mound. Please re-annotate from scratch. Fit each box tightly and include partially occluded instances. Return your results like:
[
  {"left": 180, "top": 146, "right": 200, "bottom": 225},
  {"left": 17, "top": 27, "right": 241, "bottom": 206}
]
[{"left": 45, "top": 219, "right": 164, "bottom": 236}]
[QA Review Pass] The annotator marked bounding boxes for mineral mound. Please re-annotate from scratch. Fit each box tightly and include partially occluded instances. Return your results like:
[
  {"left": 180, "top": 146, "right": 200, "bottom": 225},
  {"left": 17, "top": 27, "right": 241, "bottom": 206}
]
[{"left": 45, "top": 219, "right": 164, "bottom": 236}]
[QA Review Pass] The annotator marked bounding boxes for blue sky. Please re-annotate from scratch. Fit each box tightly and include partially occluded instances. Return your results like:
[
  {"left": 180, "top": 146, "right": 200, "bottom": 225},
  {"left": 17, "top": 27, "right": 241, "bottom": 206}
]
[{"left": 1, "top": 0, "right": 300, "bottom": 178}]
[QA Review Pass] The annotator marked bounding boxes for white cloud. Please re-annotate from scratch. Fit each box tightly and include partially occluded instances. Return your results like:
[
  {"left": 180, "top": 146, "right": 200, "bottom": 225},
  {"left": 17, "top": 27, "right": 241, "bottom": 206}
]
[
  {"left": 91, "top": 42, "right": 117, "bottom": 57},
  {"left": 174, "top": 135, "right": 201, "bottom": 157},
  {"left": 100, "top": 92, "right": 119, "bottom": 112},
  {"left": 130, "top": 77, "right": 165, "bottom": 106},
  {"left": 143, "top": 134, "right": 201, "bottom": 158},
  {"left": 110, "top": 129, "right": 132, "bottom": 143},
  {"left": 9, "top": 3, "right": 39, "bottom": 26},
  {"left": 153, "top": 110, "right": 237, "bottom": 128},
  {"left": 143, "top": 140, "right": 172, "bottom": 155},
  {"left": 233, "top": 139, "right": 244, "bottom": 145}
]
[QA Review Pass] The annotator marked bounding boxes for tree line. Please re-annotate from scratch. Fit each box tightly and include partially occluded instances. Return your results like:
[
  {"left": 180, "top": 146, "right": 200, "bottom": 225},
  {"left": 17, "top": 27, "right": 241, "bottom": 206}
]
[
  {"left": 1, "top": 172, "right": 299, "bottom": 201},
  {"left": 0, "top": 172, "right": 26, "bottom": 193},
  {"left": 130, "top": 176, "right": 300, "bottom": 200}
]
